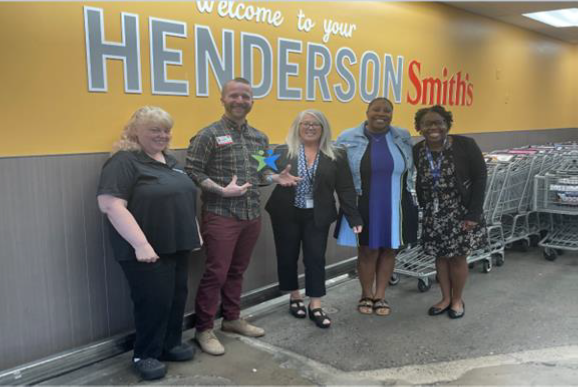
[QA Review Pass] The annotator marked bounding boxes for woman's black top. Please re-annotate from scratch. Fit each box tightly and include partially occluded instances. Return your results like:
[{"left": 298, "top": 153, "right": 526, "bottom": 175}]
[
  {"left": 97, "top": 150, "right": 201, "bottom": 261},
  {"left": 265, "top": 145, "right": 363, "bottom": 228},
  {"left": 413, "top": 135, "right": 487, "bottom": 223}
]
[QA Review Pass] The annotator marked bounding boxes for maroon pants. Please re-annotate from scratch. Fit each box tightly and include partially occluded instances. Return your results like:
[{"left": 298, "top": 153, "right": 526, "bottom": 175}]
[{"left": 195, "top": 211, "right": 261, "bottom": 331}]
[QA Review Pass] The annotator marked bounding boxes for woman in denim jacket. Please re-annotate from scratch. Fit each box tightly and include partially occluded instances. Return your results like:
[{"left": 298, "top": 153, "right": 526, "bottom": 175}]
[{"left": 335, "top": 97, "right": 418, "bottom": 316}]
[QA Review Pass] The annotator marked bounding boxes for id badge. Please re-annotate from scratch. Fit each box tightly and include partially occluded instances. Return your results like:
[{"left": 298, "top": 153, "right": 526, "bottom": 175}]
[
  {"left": 305, "top": 193, "right": 314, "bottom": 209},
  {"left": 433, "top": 196, "right": 439, "bottom": 214}
]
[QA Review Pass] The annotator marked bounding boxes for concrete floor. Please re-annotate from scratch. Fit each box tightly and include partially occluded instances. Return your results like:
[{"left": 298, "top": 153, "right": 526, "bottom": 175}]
[{"left": 43, "top": 247, "right": 578, "bottom": 385}]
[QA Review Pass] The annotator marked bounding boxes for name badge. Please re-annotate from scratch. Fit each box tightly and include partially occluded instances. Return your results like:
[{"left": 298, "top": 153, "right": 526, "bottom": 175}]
[
  {"left": 216, "top": 135, "right": 233, "bottom": 146},
  {"left": 305, "top": 193, "right": 314, "bottom": 209}
]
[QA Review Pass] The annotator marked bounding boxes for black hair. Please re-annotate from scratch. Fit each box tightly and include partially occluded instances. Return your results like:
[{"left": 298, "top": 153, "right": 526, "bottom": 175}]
[
  {"left": 414, "top": 105, "right": 453, "bottom": 130},
  {"left": 367, "top": 97, "right": 393, "bottom": 111}
]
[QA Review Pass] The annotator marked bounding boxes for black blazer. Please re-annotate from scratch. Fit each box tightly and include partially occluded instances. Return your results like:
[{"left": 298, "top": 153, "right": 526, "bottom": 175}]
[
  {"left": 413, "top": 135, "right": 487, "bottom": 222},
  {"left": 265, "top": 145, "right": 363, "bottom": 228}
]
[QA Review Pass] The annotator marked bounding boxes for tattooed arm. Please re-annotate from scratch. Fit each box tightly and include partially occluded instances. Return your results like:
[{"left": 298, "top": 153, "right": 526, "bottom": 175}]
[{"left": 200, "top": 176, "right": 251, "bottom": 197}]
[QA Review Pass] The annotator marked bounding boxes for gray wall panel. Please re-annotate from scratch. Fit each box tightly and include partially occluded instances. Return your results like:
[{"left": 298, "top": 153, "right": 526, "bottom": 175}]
[
  {"left": 0, "top": 159, "right": 24, "bottom": 368},
  {"left": 0, "top": 127, "right": 575, "bottom": 371},
  {"left": 2, "top": 158, "right": 58, "bottom": 368},
  {"left": 62, "top": 157, "right": 93, "bottom": 345},
  {"left": 82, "top": 155, "right": 116, "bottom": 341}
]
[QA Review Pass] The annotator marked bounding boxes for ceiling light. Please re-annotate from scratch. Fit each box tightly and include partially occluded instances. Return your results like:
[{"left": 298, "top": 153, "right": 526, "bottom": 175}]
[{"left": 523, "top": 8, "right": 578, "bottom": 28}]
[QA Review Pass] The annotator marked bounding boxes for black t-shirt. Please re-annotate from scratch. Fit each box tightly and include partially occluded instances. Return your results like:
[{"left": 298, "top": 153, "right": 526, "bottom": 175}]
[{"left": 97, "top": 150, "right": 201, "bottom": 261}]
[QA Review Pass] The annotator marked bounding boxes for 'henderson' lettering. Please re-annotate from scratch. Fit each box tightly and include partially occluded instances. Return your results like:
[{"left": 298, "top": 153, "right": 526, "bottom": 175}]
[
  {"left": 359, "top": 51, "right": 380, "bottom": 103},
  {"left": 384, "top": 54, "right": 404, "bottom": 104},
  {"left": 334, "top": 47, "right": 357, "bottom": 102},
  {"left": 150, "top": 18, "right": 188, "bottom": 96},
  {"left": 241, "top": 32, "right": 273, "bottom": 99},
  {"left": 84, "top": 7, "right": 142, "bottom": 93},
  {"left": 306, "top": 43, "right": 332, "bottom": 101},
  {"left": 195, "top": 25, "right": 234, "bottom": 97},
  {"left": 277, "top": 38, "right": 302, "bottom": 100}
]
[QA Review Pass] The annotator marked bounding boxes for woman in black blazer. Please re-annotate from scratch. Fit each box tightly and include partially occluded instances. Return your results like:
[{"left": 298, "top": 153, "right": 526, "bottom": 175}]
[
  {"left": 265, "top": 109, "right": 363, "bottom": 328},
  {"left": 413, "top": 105, "right": 487, "bottom": 319}
]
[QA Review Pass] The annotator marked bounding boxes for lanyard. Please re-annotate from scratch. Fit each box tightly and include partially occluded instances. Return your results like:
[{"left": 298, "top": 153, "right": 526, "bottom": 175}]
[
  {"left": 425, "top": 139, "right": 447, "bottom": 191},
  {"left": 300, "top": 146, "right": 319, "bottom": 188}
]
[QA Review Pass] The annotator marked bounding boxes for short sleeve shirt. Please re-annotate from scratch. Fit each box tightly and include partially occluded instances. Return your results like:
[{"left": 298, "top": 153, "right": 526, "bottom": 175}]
[{"left": 97, "top": 150, "right": 201, "bottom": 261}]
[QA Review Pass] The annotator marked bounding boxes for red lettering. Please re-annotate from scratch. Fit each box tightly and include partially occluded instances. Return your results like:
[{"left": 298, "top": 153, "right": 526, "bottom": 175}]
[
  {"left": 406, "top": 60, "right": 422, "bottom": 105},
  {"left": 455, "top": 71, "right": 467, "bottom": 106},
  {"left": 421, "top": 77, "right": 442, "bottom": 105},
  {"left": 406, "top": 62, "right": 474, "bottom": 107},
  {"left": 466, "top": 84, "right": 474, "bottom": 106},
  {"left": 442, "top": 67, "right": 448, "bottom": 105},
  {"left": 448, "top": 76, "right": 456, "bottom": 106}
]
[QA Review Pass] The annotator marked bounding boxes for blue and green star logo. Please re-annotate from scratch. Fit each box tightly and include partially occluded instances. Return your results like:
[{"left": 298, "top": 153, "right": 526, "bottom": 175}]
[{"left": 252, "top": 149, "right": 280, "bottom": 172}]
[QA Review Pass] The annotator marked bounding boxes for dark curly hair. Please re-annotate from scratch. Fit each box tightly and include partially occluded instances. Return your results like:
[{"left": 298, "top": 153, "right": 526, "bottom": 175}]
[{"left": 414, "top": 105, "right": 453, "bottom": 131}]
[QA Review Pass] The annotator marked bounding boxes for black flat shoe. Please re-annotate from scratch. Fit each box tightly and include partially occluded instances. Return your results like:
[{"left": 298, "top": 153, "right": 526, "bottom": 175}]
[
  {"left": 428, "top": 305, "right": 450, "bottom": 316},
  {"left": 133, "top": 358, "right": 166, "bottom": 380},
  {"left": 448, "top": 302, "right": 465, "bottom": 319},
  {"left": 159, "top": 342, "right": 196, "bottom": 362},
  {"left": 289, "top": 299, "right": 307, "bottom": 319}
]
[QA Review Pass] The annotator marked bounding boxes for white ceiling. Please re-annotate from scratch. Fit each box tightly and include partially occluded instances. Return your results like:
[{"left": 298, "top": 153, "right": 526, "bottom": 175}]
[{"left": 443, "top": 2, "right": 578, "bottom": 44}]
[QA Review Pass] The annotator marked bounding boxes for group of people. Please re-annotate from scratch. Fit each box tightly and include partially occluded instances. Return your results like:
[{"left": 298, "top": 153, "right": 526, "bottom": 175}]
[{"left": 96, "top": 77, "right": 487, "bottom": 381}]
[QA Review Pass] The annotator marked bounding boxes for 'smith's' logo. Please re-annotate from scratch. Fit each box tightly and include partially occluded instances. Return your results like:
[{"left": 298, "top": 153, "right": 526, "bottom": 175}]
[{"left": 406, "top": 60, "right": 474, "bottom": 106}]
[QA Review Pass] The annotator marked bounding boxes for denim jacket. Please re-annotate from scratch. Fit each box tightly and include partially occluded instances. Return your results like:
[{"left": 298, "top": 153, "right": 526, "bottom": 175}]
[{"left": 335, "top": 122, "right": 415, "bottom": 195}]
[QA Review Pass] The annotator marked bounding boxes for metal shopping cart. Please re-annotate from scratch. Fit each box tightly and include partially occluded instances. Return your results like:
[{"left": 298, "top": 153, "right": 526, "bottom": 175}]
[
  {"left": 483, "top": 151, "right": 541, "bottom": 252},
  {"left": 533, "top": 150, "right": 578, "bottom": 261},
  {"left": 391, "top": 244, "right": 436, "bottom": 292},
  {"left": 526, "top": 148, "right": 561, "bottom": 245},
  {"left": 466, "top": 155, "right": 510, "bottom": 272}
]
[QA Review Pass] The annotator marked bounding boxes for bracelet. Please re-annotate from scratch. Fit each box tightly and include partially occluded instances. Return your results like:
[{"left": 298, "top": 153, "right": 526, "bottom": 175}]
[{"left": 266, "top": 174, "right": 275, "bottom": 184}]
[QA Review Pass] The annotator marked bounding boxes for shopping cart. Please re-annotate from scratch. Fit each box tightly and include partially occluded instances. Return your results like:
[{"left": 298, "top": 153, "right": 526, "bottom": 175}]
[
  {"left": 391, "top": 245, "right": 436, "bottom": 292},
  {"left": 533, "top": 150, "right": 578, "bottom": 261},
  {"left": 484, "top": 151, "right": 541, "bottom": 252}
]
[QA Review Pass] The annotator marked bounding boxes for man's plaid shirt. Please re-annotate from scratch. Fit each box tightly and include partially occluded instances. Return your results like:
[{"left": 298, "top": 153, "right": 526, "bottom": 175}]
[{"left": 185, "top": 116, "right": 269, "bottom": 220}]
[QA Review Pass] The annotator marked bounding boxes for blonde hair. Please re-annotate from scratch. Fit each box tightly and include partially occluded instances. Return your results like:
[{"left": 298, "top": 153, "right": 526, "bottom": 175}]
[
  {"left": 112, "top": 106, "right": 174, "bottom": 154},
  {"left": 285, "top": 109, "right": 335, "bottom": 160}
]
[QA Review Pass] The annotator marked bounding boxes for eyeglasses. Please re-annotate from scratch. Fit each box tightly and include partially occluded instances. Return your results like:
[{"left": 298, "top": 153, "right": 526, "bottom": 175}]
[
  {"left": 299, "top": 122, "right": 322, "bottom": 129},
  {"left": 421, "top": 120, "right": 446, "bottom": 129}
]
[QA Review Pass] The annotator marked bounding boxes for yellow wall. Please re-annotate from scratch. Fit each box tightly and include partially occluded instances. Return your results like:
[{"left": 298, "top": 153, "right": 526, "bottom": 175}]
[{"left": 0, "top": 1, "right": 576, "bottom": 157}]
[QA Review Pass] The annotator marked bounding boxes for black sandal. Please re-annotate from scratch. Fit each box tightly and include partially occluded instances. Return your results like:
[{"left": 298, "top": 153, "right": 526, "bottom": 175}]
[
  {"left": 357, "top": 297, "right": 374, "bottom": 315},
  {"left": 373, "top": 299, "right": 391, "bottom": 316},
  {"left": 289, "top": 299, "right": 307, "bottom": 319},
  {"left": 308, "top": 306, "right": 331, "bottom": 329}
]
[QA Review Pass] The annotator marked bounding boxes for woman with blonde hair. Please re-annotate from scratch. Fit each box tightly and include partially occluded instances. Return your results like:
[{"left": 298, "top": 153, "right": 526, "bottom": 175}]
[
  {"left": 265, "top": 109, "right": 362, "bottom": 329},
  {"left": 97, "top": 106, "right": 201, "bottom": 380}
]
